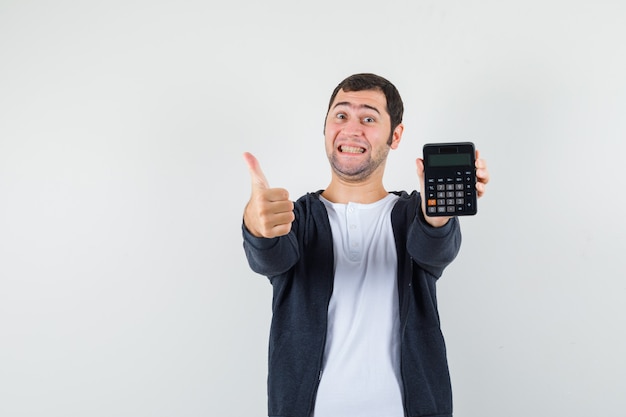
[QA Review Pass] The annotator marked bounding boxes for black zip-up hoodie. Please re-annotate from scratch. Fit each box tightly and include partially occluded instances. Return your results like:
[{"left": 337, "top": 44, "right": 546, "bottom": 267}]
[{"left": 243, "top": 190, "right": 461, "bottom": 417}]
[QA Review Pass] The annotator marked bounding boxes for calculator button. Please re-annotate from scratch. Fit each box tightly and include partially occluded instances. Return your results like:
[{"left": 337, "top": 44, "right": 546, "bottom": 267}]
[{"left": 425, "top": 165, "right": 476, "bottom": 216}]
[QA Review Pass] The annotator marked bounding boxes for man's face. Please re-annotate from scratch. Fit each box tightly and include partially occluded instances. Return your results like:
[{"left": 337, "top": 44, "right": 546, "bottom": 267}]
[{"left": 324, "top": 88, "right": 403, "bottom": 182}]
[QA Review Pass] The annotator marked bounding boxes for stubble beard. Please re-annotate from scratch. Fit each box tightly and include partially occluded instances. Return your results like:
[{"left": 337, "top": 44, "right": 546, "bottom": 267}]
[{"left": 328, "top": 144, "right": 390, "bottom": 182}]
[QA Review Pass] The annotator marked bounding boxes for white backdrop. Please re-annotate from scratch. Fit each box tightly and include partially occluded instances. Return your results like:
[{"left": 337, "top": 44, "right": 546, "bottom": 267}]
[{"left": 1, "top": 1, "right": 625, "bottom": 416}]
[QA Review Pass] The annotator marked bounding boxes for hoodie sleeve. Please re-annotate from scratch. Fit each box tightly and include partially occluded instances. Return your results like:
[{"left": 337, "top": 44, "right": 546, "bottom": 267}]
[
  {"left": 242, "top": 224, "right": 300, "bottom": 277},
  {"left": 407, "top": 197, "right": 462, "bottom": 278}
]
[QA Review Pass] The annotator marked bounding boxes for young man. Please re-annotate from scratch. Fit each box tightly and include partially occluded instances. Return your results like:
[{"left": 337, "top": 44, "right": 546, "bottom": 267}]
[{"left": 242, "top": 73, "right": 490, "bottom": 417}]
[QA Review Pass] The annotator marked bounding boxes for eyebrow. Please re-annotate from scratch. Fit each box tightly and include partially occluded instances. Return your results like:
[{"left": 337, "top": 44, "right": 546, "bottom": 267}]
[{"left": 332, "top": 101, "right": 381, "bottom": 115}]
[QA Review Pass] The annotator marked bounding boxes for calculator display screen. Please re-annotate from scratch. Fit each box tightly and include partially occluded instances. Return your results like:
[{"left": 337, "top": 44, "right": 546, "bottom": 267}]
[{"left": 428, "top": 153, "right": 472, "bottom": 167}]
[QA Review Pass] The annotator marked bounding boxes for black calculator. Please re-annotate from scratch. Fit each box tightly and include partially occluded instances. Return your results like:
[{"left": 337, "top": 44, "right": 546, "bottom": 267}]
[{"left": 423, "top": 142, "right": 477, "bottom": 216}]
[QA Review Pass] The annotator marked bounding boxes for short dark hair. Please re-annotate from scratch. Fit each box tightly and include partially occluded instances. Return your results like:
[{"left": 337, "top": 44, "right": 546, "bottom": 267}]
[{"left": 326, "top": 73, "right": 404, "bottom": 132}]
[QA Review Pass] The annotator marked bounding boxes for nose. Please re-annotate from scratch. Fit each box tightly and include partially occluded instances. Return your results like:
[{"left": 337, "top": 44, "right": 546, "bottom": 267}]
[{"left": 341, "top": 118, "right": 363, "bottom": 138}]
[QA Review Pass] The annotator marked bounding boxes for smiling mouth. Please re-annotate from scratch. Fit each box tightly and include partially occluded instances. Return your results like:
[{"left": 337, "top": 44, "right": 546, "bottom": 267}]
[{"left": 339, "top": 145, "right": 365, "bottom": 154}]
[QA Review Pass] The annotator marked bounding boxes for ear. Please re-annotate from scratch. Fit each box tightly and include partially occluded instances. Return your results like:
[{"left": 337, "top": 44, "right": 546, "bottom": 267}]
[{"left": 389, "top": 123, "right": 404, "bottom": 150}]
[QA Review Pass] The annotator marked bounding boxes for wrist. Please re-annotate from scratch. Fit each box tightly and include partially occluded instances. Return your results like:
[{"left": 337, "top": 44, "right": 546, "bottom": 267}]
[
  {"left": 424, "top": 215, "right": 451, "bottom": 228},
  {"left": 419, "top": 204, "right": 451, "bottom": 228}
]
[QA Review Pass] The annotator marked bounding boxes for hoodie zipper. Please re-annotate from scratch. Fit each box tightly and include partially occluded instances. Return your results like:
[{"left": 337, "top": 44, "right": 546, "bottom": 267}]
[
  {"left": 399, "top": 256, "right": 414, "bottom": 417},
  {"left": 306, "top": 303, "right": 330, "bottom": 416}
]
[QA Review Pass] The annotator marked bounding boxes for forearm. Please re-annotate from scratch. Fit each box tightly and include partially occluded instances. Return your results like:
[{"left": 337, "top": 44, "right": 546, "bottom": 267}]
[
  {"left": 407, "top": 210, "right": 461, "bottom": 278},
  {"left": 242, "top": 224, "right": 300, "bottom": 276}
]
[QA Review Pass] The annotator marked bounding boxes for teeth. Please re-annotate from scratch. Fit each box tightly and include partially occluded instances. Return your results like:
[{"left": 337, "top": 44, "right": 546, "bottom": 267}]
[{"left": 340, "top": 145, "right": 364, "bottom": 153}]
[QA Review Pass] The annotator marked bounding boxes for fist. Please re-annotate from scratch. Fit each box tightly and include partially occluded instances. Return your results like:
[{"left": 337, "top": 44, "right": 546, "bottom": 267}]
[{"left": 243, "top": 152, "right": 295, "bottom": 238}]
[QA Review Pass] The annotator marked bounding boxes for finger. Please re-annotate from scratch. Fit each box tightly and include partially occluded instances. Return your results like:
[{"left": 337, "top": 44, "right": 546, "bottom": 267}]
[
  {"left": 476, "top": 168, "right": 490, "bottom": 185},
  {"left": 474, "top": 150, "right": 490, "bottom": 185},
  {"left": 267, "top": 222, "right": 293, "bottom": 238},
  {"left": 264, "top": 188, "right": 291, "bottom": 203},
  {"left": 476, "top": 181, "right": 486, "bottom": 198},
  {"left": 476, "top": 163, "right": 490, "bottom": 185},
  {"left": 257, "top": 210, "right": 295, "bottom": 238},
  {"left": 270, "top": 211, "right": 296, "bottom": 226},
  {"left": 243, "top": 152, "right": 270, "bottom": 190},
  {"left": 264, "top": 199, "right": 294, "bottom": 215}
]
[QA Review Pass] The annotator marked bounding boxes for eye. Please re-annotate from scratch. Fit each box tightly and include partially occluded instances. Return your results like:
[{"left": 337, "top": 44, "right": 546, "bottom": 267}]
[
  {"left": 336, "top": 113, "right": 347, "bottom": 120},
  {"left": 363, "top": 116, "right": 375, "bottom": 123}
]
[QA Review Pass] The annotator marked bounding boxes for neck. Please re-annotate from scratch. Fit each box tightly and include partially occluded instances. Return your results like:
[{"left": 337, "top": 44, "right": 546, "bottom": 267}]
[{"left": 322, "top": 171, "right": 388, "bottom": 204}]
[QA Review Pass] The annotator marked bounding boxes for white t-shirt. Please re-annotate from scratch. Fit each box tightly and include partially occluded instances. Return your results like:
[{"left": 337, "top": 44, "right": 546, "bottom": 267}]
[{"left": 313, "top": 194, "right": 404, "bottom": 417}]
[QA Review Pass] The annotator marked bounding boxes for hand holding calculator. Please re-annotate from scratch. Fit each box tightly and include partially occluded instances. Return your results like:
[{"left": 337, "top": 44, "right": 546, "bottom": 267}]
[{"left": 423, "top": 142, "right": 478, "bottom": 217}]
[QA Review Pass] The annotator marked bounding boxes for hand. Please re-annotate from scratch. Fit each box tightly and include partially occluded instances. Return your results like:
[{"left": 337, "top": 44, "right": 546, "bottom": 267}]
[
  {"left": 242, "top": 152, "right": 295, "bottom": 238},
  {"left": 415, "top": 157, "right": 451, "bottom": 228},
  {"left": 416, "top": 149, "right": 490, "bottom": 227},
  {"left": 474, "top": 150, "right": 490, "bottom": 197}
]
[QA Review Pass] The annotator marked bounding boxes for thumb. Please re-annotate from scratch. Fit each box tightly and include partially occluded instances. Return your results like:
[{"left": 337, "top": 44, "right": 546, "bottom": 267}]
[
  {"left": 243, "top": 152, "right": 270, "bottom": 190},
  {"left": 415, "top": 157, "right": 425, "bottom": 181}
]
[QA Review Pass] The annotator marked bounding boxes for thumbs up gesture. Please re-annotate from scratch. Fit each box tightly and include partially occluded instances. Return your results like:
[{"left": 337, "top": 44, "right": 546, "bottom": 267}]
[{"left": 243, "top": 152, "right": 295, "bottom": 238}]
